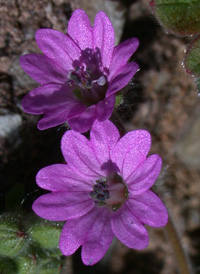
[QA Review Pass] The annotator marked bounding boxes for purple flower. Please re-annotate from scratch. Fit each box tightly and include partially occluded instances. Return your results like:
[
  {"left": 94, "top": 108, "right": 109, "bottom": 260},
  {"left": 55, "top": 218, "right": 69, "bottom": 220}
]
[
  {"left": 32, "top": 120, "right": 168, "bottom": 265},
  {"left": 20, "top": 9, "right": 139, "bottom": 132}
]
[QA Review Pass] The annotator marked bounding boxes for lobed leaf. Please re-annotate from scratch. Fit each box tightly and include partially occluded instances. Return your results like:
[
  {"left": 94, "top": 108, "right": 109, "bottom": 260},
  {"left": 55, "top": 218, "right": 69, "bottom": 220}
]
[
  {"left": 153, "top": 0, "right": 200, "bottom": 35},
  {"left": 184, "top": 36, "right": 200, "bottom": 77},
  {"left": 28, "top": 220, "right": 62, "bottom": 250}
]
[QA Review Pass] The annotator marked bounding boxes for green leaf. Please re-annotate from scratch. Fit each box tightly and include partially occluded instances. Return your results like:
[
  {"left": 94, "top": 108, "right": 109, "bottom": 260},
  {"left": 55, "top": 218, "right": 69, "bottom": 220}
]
[
  {"left": 0, "top": 257, "right": 18, "bottom": 274},
  {"left": 38, "top": 257, "right": 62, "bottom": 274},
  {"left": 16, "top": 255, "right": 37, "bottom": 274},
  {"left": 196, "top": 77, "right": 200, "bottom": 94},
  {"left": 28, "top": 220, "right": 62, "bottom": 250},
  {"left": 153, "top": 0, "right": 200, "bottom": 34},
  {"left": 184, "top": 36, "right": 200, "bottom": 77},
  {"left": 115, "top": 94, "right": 123, "bottom": 107},
  {"left": 0, "top": 215, "right": 26, "bottom": 257}
]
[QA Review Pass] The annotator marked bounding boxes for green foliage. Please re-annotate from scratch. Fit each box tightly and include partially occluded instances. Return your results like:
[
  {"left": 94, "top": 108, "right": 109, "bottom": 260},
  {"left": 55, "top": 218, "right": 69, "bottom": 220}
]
[
  {"left": 28, "top": 220, "right": 62, "bottom": 251},
  {"left": 0, "top": 215, "right": 26, "bottom": 257},
  {"left": 38, "top": 257, "right": 62, "bottom": 274},
  {"left": 184, "top": 37, "right": 200, "bottom": 77},
  {"left": 152, "top": 0, "right": 200, "bottom": 93},
  {"left": 0, "top": 213, "right": 63, "bottom": 274},
  {"left": 15, "top": 255, "right": 37, "bottom": 274},
  {"left": 196, "top": 77, "right": 200, "bottom": 93},
  {"left": 0, "top": 257, "right": 18, "bottom": 274},
  {"left": 115, "top": 94, "right": 123, "bottom": 107},
  {"left": 153, "top": 0, "right": 200, "bottom": 35}
]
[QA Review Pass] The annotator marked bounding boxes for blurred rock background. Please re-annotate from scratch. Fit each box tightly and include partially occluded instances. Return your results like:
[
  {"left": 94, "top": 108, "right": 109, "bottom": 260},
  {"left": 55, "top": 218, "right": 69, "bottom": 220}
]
[{"left": 0, "top": 0, "right": 200, "bottom": 273}]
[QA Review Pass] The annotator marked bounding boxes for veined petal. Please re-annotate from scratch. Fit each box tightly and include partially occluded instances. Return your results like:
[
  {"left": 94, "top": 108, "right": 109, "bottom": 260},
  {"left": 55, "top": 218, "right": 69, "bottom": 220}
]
[
  {"left": 22, "top": 83, "right": 65, "bottom": 114},
  {"left": 126, "top": 190, "right": 168, "bottom": 227},
  {"left": 32, "top": 192, "right": 94, "bottom": 221},
  {"left": 67, "top": 105, "right": 96, "bottom": 133},
  {"left": 111, "top": 130, "right": 151, "bottom": 180},
  {"left": 108, "top": 38, "right": 139, "bottom": 80},
  {"left": 61, "top": 129, "right": 103, "bottom": 178},
  {"left": 21, "top": 83, "right": 86, "bottom": 130},
  {"left": 37, "top": 101, "right": 85, "bottom": 130},
  {"left": 111, "top": 205, "right": 149, "bottom": 249},
  {"left": 35, "top": 29, "right": 80, "bottom": 71},
  {"left": 96, "top": 95, "right": 115, "bottom": 122},
  {"left": 36, "top": 164, "right": 93, "bottom": 192},
  {"left": 59, "top": 207, "right": 101, "bottom": 256},
  {"left": 93, "top": 11, "right": 115, "bottom": 69},
  {"left": 127, "top": 155, "right": 162, "bottom": 194},
  {"left": 19, "top": 53, "right": 66, "bottom": 85},
  {"left": 81, "top": 208, "right": 113, "bottom": 265},
  {"left": 90, "top": 120, "right": 120, "bottom": 167},
  {"left": 106, "top": 62, "right": 139, "bottom": 97},
  {"left": 67, "top": 9, "right": 93, "bottom": 50}
]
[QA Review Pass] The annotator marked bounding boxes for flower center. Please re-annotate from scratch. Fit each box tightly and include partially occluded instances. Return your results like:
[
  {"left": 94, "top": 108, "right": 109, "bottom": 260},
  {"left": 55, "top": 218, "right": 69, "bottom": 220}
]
[
  {"left": 89, "top": 174, "right": 129, "bottom": 212},
  {"left": 67, "top": 65, "right": 107, "bottom": 105}
]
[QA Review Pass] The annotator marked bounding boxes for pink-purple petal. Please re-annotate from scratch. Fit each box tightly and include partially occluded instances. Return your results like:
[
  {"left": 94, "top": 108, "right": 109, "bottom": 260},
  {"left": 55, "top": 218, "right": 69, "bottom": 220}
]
[
  {"left": 32, "top": 192, "right": 93, "bottom": 221},
  {"left": 59, "top": 208, "right": 101, "bottom": 256},
  {"left": 36, "top": 164, "right": 93, "bottom": 192},
  {"left": 22, "top": 83, "right": 64, "bottom": 114},
  {"left": 111, "top": 206, "right": 149, "bottom": 249},
  {"left": 67, "top": 9, "right": 93, "bottom": 50},
  {"left": 93, "top": 11, "right": 115, "bottom": 69},
  {"left": 19, "top": 53, "right": 66, "bottom": 85},
  {"left": 111, "top": 130, "right": 151, "bottom": 180},
  {"left": 96, "top": 95, "right": 115, "bottom": 122},
  {"left": 61, "top": 129, "right": 103, "bottom": 178},
  {"left": 109, "top": 38, "right": 139, "bottom": 80},
  {"left": 81, "top": 208, "right": 113, "bottom": 265},
  {"left": 90, "top": 120, "right": 120, "bottom": 167},
  {"left": 106, "top": 62, "right": 139, "bottom": 97},
  {"left": 22, "top": 84, "right": 85, "bottom": 116},
  {"left": 127, "top": 155, "right": 162, "bottom": 194},
  {"left": 35, "top": 29, "right": 80, "bottom": 71},
  {"left": 67, "top": 105, "right": 96, "bottom": 133},
  {"left": 126, "top": 190, "right": 168, "bottom": 227},
  {"left": 37, "top": 103, "right": 85, "bottom": 130}
]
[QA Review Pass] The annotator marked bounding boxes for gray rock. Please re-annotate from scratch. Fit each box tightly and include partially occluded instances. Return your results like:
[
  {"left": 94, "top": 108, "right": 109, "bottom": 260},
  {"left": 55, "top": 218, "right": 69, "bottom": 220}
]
[{"left": 0, "top": 114, "right": 22, "bottom": 143}]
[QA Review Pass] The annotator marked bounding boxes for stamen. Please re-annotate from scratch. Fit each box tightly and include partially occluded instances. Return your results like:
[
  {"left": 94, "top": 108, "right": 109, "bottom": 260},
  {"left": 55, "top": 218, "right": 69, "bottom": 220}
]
[
  {"left": 90, "top": 174, "right": 128, "bottom": 211},
  {"left": 86, "top": 67, "right": 92, "bottom": 75},
  {"left": 89, "top": 178, "right": 110, "bottom": 206},
  {"left": 70, "top": 73, "right": 81, "bottom": 84},
  {"left": 68, "top": 80, "right": 74, "bottom": 87}
]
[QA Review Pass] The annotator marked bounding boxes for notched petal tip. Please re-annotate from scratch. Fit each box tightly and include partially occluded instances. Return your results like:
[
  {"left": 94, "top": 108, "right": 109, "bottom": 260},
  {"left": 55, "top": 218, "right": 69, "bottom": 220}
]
[
  {"left": 95, "top": 10, "right": 111, "bottom": 21},
  {"left": 70, "top": 8, "right": 89, "bottom": 18}
]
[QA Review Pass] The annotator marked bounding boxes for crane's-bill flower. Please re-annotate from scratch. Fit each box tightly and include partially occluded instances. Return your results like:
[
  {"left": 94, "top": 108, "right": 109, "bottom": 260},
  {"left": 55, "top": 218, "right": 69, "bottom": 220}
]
[
  {"left": 32, "top": 120, "right": 168, "bottom": 265},
  {"left": 20, "top": 9, "right": 139, "bottom": 132}
]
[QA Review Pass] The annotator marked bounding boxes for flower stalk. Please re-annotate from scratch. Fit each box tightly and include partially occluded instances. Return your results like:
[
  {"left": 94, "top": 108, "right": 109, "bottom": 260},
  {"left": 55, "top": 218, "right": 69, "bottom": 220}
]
[{"left": 164, "top": 212, "right": 192, "bottom": 274}]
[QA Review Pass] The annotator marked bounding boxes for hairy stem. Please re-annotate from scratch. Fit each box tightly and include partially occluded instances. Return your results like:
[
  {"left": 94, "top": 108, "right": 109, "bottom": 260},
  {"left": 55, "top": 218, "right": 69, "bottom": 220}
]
[{"left": 164, "top": 211, "right": 192, "bottom": 274}]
